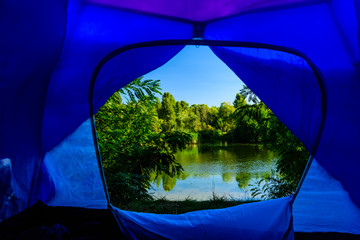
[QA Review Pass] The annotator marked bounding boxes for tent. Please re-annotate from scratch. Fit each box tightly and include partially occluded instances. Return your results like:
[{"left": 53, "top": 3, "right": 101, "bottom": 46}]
[{"left": 1, "top": 0, "right": 359, "bottom": 239}]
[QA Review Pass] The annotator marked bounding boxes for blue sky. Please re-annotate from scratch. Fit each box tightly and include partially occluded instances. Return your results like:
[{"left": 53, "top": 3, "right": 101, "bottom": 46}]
[{"left": 144, "top": 45, "right": 244, "bottom": 107}]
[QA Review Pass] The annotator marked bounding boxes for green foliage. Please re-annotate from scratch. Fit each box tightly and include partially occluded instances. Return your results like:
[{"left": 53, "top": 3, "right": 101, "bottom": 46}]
[
  {"left": 262, "top": 114, "right": 309, "bottom": 190},
  {"left": 198, "top": 129, "right": 223, "bottom": 143},
  {"left": 163, "top": 131, "right": 193, "bottom": 152},
  {"left": 96, "top": 79, "right": 308, "bottom": 205},
  {"left": 217, "top": 102, "right": 236, "bottom": 133},
  {"left": 233, "top": 86, "right": 309, "bottom": 199},
  {"left": 95, "top": 78, "right": 191, "bottom": 206},
  {"left": 232, "top": 101, "right": 269, "bottom": 143},
  {"left": 250, "top": 172, "right": 295, "bottom": 200},
  {"left": 239, "top": 85, "right": 260, "bottom": 104},
  {"left": 158, "top": 92, "right": 177, "bottom": 132},
  {"left": 191, "top": 104, "right": 211, "bottom": 125},
  {"left": 118, "top": 77, "right": 162, "bottom": 103}
]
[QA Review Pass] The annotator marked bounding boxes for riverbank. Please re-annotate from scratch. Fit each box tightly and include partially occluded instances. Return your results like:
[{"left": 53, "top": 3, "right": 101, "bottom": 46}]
[{"left": 120, "top": 197, "right": 258, "bottom": 214}]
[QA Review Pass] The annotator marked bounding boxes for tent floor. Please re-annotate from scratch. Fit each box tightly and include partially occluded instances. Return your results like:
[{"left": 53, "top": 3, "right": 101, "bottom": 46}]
[
  {"left": 295, "top": 232, "right": 360, "bottom": 240},
  {"left": 1, "top": 201, "right": 360, "bottom": 239},
  {"left": 0, "top": 201, "right": 125, "bottom": 239}
]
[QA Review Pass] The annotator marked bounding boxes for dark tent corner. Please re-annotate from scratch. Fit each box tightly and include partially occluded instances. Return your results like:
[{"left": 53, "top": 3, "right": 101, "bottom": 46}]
[{"left": 0, "top": 201, "right": 125, "bottom": 239}]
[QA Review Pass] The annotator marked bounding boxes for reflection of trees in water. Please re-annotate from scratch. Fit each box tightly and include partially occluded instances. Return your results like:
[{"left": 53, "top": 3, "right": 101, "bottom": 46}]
[
  {"left": 150, "top": 171, "right": 190, "bottom": 192},
  {"left": 150, "top": 144, "right": 276, "bottom": 192},
  {"left": 222, "top": 172, "right": 234, "bottom": 183},
  {"left": 176, "top": 144, "right": 276, "bottom": 167},
  {"left": 162, "top": 175, "right": 177, "bottom": 191},
  {"left": 235, "top": 172, "right": 272, "bottom": 189},
  {"left": 236, "top": 173, "right": 251, "bottom": 189},
  {"left": 197, "top": 143, "right": 263, "bottom": 154}
]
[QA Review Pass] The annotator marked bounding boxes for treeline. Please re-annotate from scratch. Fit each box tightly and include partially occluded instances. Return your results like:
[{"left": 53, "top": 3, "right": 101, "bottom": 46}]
[
  {"left": 95, "top": 77, "right": 309, "bottom": 206},
  {"left": 148, "top": 91, "right": 269, "bottom": 144}
]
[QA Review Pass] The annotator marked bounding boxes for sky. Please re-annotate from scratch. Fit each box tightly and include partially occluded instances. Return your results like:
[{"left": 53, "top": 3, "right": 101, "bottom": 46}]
[{"left": 144, "top": 45, "right": 244, "bottom": 108}]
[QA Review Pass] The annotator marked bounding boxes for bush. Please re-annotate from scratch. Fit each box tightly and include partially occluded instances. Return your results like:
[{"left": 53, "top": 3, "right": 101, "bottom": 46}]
[
  {"left": 198, "top": 129, "right": 223, "bottom": 143},
  {"left": 250, "top": 172, "right": 295, "bottom": 200}
]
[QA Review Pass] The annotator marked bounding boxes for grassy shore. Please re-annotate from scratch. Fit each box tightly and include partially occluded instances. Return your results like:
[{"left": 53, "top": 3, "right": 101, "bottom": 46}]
[{"left": 119, "top": 195, "right": 258, "bottom": 214}]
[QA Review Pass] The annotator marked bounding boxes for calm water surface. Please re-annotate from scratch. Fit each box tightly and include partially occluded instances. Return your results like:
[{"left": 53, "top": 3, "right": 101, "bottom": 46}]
[{"left": 149, "top": 143, "right": 277, "bottom": 200}]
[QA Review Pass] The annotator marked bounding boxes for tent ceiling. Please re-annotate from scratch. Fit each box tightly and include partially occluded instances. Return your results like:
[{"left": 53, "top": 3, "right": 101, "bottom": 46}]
[{"left": 86, "top": 0, "right": 318, "bottom": 22}]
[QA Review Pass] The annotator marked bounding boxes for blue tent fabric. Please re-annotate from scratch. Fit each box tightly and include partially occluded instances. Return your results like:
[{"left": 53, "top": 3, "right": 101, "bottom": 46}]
[
  {"left": 41, "top": 5, "right": 192, "bottom": 154},
  {"left": 0, "top": 0, "right": 68, "bottom": 217},
  {"left": 1, "top": 0, "right": 360, "bottom": 238},
  {"left": 43, "top": 119, "right": 107, "bottom": 209},
  {"left": 115, "top": 197, "right": 294, "bottom": 240},
  {"left": 294, "top": 159, "right": 360, "bottom": 233}
]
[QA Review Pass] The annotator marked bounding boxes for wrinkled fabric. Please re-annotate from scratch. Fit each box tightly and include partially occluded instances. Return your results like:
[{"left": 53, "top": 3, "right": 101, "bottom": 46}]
[
  {"left": 115, "top": 197, "right": 294, "bottom": 240},
  {"left": 86, "top": 0, "right": 316, "bottom": 22},
  {"left": 44, "top": 120, "right": 107, "bottom": 209},
  {"left": 294, "top": 160, "right": 360, "bottom": 233}
]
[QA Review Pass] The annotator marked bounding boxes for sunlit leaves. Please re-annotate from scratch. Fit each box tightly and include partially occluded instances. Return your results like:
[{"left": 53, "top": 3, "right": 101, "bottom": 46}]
[
  {"left": 118, "top": 77, "right": 162, "bottom": 103},
  {"left": 95, "top": 78, "right": 192, "bottom": 206},
  {"left": 239, "top": 85, "right": 260, "bottom": 104}
]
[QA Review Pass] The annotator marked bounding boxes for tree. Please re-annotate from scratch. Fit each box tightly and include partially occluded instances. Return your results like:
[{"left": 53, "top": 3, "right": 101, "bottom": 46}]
[
  {"left": 191, "top": 104, "right": 211, "bottom": 126},
  {"left": 183, "top": 111, "right": 200, "bottom": 132},
  {"left": 158, "top": 92, "right": 177, "bottom": 132},
  {"left": 262, "top": 114, "right": 309, "bottom": 190},
  {"left": 239, "top": 85, "right": 260, "bottom": 104},
  {"left": 174, "top": 100, "right": 190, "bottom": 132},
  {"left": 233, "top": 93, "right": 247, "bottom": 109},
  {"left": 233, "top": 86, "right": 309, "bottom": 198},
  {"left": 96, "top": 93, "right": 161, "bottom": 204},
  {"left": 217, "top": 102, "right": 235, "bottom": 133},
  {"left": 207, "top": 106, "right": 219, "bottom": 128},
  {"left": 95, "top": 78, "right": 191, "bottom": 206}
]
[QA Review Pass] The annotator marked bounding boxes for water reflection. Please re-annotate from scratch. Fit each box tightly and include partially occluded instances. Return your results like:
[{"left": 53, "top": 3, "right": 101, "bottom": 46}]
[{"left": 149, "top": 144, "right": 276, "bottom": 200}]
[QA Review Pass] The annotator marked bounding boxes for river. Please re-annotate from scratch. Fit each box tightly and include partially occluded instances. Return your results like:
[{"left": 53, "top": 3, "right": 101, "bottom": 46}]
[{"left": 149, "top": 143, "right": 277, "bottom": 200}]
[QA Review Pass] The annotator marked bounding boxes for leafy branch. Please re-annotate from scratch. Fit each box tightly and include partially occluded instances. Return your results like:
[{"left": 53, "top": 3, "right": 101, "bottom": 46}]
[{"left": 119, "top": 77, "right": 162, "bottom": 103}]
